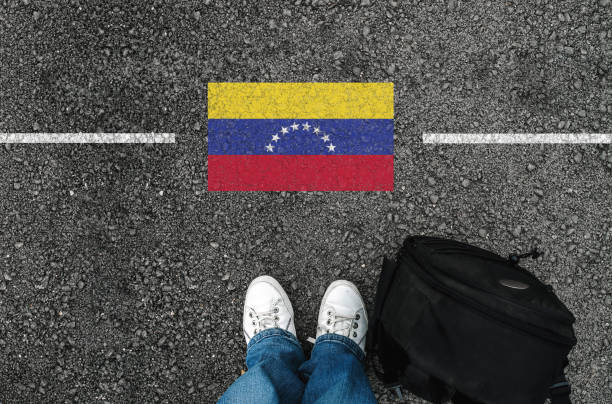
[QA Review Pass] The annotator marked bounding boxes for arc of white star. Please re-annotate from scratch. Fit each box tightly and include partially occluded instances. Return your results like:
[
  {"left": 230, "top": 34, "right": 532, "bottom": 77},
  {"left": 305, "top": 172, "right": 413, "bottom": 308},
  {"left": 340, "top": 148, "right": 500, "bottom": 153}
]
[
  {"left": 313, "top": 127, "right": 320, "bottom": 134},
  {"left": 280, "top": 127, "right": 289, "bottom": 134},
  {"left": 302, "top": 122, "right": 311, "bottom": 131},
  {"left": 327, "top": 143, "right": 336, "bottom": 152},
  {"left": 265, "top": 144, "right": 275, "bottom": 152},
  {"left": 290, "top": 122, "right": 299, "bottom": 131},
  {"left": 321, "top": 134, "right": 330, "bottom": 142},
  {"left": 271, "top": 134, "right": 280, "bottom": 142}
]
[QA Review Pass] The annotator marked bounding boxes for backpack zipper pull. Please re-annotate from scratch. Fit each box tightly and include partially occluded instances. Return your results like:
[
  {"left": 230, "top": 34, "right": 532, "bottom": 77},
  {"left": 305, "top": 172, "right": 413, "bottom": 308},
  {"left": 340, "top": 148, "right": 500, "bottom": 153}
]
[{"left": 509, "top": 248, "right": 541, "bottom": 264}]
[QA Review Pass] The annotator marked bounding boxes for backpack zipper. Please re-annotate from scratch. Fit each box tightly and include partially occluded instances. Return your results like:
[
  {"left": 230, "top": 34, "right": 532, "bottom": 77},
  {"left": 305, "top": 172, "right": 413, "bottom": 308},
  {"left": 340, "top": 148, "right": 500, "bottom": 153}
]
[
  {"left": 416, "top": 237, "right": 553, "bottom": 286},
  {"left": 415, "top": 237, "right": 541, "bottom": 267},
  {"left": 416, "top": 237, "right": 509, "bottom": 262},
  {"left": 433, "top": 247, "right": 507, "bottom": 262}
]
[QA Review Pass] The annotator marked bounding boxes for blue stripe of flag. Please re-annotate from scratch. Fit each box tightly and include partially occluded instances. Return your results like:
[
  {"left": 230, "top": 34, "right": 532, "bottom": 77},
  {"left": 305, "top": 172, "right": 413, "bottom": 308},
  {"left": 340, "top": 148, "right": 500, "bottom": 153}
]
[{"left": 208, "top": 119, "right": 394, "bottom": 155}]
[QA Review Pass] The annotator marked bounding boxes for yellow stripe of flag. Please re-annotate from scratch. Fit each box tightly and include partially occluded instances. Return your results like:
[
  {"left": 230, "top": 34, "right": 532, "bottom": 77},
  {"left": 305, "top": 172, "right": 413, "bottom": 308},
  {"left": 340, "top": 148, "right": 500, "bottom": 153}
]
[{"left": 208, "top": 82, "right": 394, "bottom": 119}]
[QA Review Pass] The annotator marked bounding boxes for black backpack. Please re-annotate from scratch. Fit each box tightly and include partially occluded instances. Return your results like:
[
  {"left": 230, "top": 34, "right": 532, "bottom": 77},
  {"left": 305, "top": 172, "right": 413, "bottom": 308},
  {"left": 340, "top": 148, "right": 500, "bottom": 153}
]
[{"left": 368, "top": 236, "right": 577, "bottom": 404}]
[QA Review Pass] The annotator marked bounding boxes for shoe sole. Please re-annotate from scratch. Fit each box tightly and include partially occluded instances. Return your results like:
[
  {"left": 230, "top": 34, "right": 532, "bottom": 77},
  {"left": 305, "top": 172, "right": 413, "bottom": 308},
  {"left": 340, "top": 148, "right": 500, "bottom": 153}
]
[{"left": 245, "top": 275, "right": 295, "bottom": 321}]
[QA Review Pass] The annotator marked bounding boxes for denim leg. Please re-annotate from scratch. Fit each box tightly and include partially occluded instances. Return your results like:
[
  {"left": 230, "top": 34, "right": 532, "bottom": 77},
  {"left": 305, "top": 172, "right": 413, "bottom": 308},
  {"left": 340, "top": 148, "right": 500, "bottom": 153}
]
[
  {"left": 218, "top": 328, "right": 306, "bottom": 404},
  {"left": 298, "top": 334, "right": 377, "bottom": 404}
]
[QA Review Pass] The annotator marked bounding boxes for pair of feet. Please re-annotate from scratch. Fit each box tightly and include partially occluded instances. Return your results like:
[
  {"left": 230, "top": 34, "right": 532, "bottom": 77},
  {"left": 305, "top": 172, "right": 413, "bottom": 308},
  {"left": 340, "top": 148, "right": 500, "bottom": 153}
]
[{"left": 243, "top": 276, "right": 368, "bottom": 352}]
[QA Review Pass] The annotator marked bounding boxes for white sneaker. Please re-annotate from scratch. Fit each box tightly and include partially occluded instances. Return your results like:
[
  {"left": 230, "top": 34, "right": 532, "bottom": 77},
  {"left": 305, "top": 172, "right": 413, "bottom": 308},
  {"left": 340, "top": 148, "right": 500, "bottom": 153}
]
[
  {"left": 316, "top": 280, "right": 368, "bottom": 352},
  {"left": 243, "top": 275, "right": 296, "bottom": 344}
]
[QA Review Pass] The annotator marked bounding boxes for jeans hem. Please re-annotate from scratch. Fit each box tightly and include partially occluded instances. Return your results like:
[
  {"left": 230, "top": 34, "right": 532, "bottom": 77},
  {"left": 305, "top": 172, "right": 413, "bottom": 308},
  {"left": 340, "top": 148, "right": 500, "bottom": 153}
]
[
  {"left": 246, "top": 327, "right": 301, "bottom": 353},
  {"left": 314, "top": 333, "right": 366, "bottom": 362}
]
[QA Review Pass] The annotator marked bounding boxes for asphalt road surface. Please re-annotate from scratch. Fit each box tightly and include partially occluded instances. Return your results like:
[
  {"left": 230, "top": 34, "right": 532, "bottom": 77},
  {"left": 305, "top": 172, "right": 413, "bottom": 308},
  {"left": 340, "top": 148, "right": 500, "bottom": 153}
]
[{"left": 1, "top": 1, "right": 611, "bottom": 403}]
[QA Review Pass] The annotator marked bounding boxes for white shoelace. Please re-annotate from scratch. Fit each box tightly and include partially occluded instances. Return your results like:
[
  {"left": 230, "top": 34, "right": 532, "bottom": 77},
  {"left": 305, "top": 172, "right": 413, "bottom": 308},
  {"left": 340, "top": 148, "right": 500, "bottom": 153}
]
[
  {"left": 249, "top": 299, "right": 281, "bottom": 333},
  {"left": 307, "top": 311, "right": 359, "bottom": 344},
  {"left": 328, "top": 313, "right": 357, "bottom": 336}
]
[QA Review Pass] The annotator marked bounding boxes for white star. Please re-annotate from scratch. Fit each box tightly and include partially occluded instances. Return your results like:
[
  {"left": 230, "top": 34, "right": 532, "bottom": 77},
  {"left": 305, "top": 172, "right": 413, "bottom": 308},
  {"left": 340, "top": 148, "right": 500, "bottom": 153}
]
[
  {"left": 271, "top": 134, "right": 280, "bottom": 142},
  {"left": 321, "top": 134, "right": 330, "bottom": 142},
  {"left": 265, "top": 144, "right": 275, "bottom": 152},
  {"left": 280, "top": 127, "right": 289, "bottom": 134},
  {"left": 313, "top": 127, "right": 320, "bottom": 134},
  {"left": 326, "top": 143, "right": 336, "bottom": 152},
  {"left": 302, "top": 122, "right": 311, "bottom": 131},
  {"left": 290, "top": 122, "right": 299, "bottom": 131}
]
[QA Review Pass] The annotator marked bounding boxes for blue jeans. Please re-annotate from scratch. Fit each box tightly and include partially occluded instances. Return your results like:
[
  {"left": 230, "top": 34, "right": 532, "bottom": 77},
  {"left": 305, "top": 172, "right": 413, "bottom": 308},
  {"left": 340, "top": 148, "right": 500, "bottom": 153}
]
[{"left": 218, "top": 328, "right": 377, "bottom": 404}]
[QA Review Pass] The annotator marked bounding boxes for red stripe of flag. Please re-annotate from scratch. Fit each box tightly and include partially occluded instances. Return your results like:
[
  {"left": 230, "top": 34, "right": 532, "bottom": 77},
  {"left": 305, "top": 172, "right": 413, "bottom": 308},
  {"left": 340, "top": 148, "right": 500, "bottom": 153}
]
[{"left": 208, "top": 155, "right": 394, "bottom": 191}]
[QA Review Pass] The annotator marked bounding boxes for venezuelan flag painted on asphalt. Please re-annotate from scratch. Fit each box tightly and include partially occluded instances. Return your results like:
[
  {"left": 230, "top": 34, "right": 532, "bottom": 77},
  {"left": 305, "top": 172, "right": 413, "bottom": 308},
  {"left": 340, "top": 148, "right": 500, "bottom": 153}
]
[{"left": 207, "top": 83, "right": 394, "bottom": 191}]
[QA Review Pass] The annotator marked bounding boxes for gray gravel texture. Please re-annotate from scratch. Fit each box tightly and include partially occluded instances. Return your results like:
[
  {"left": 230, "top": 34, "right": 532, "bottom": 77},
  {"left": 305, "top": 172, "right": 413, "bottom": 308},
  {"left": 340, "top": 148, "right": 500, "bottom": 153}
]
[{"left": 1, "top": 0, "right": 611, "bottom": 403}]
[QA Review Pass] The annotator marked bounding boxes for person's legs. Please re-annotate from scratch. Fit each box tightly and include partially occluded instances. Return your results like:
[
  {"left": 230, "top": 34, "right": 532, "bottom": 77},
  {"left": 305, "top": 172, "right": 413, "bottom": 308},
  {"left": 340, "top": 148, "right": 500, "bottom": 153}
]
[
  {"left": 219, "top": 328, "right": 306, "bottom": 404},
  {"left": 299, "top": 280, "right": 377, "bottom": 404},
  {"left": 218, "top": 276, "right": 306, "bottom": 404},
  {"left": 299, "top": 334, "right": 376, "bottom": 404}
]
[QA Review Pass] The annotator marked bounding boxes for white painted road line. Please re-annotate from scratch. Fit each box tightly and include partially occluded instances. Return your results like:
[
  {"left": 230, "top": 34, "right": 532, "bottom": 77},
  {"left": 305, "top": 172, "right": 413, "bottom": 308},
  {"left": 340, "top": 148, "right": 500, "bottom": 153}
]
[
  {"left": 0, "top": 133, "right": 176, "bottom": 143},
  {"left": 423, "top": 133, "right": 612, "bottom": 144}
]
